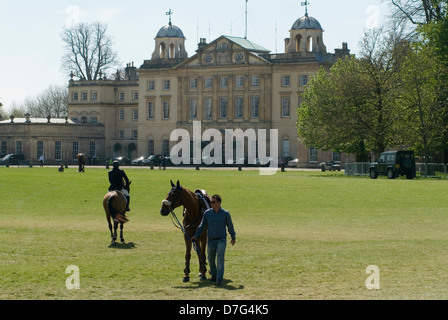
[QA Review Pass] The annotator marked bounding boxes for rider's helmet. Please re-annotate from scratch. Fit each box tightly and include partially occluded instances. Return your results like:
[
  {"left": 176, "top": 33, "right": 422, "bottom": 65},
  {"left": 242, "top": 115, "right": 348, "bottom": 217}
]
[{"left": 113, "top": 160, "right": 120, "bottom": 169}]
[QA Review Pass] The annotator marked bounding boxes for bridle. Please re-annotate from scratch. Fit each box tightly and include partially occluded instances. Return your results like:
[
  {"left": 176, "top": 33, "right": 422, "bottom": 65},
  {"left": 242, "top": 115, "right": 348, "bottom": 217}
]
[{"left": 161, "top": 186, "right": 205, "bottom": 263}]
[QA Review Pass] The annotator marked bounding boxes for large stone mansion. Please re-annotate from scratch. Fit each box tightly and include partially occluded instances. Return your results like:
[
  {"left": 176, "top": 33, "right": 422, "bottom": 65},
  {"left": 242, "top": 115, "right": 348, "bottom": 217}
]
[{"left": 1, "top": 7, "right": 354, "bottom": 167}]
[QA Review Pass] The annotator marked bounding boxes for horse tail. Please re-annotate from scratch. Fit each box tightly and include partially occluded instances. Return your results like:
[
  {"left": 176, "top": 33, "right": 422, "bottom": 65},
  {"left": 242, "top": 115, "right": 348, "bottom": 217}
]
[{"left": 107, "top": 193, "right": 129, "bottom": 223}]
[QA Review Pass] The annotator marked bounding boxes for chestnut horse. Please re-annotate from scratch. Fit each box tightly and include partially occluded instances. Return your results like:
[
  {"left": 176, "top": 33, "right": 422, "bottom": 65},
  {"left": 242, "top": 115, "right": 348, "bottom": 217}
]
[
  {"left": 160, "top": 180, "right": 210, "bottom": 282},
  {"left": 103, "top": 182, "right": 131, "bottom": 246}
]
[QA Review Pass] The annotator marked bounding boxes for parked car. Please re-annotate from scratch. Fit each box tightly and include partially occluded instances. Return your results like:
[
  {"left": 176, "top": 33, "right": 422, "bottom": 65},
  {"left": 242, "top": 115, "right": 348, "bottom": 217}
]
[
  {"left": 0, "top": 154, "right": 25, "bottom": 165},
  {"left": 288, "top": 158, "right": 299, "bottom": 168},
  {"left": 369, "top": 150, "right": 416, "bottom": 179},
  {"left": 320, "top": 160, "right": 341, "bottom": 172},
  {"left": 114, "top": 156, "right": 130, "bottom": 166},
  {"left": 131, "top": 156, "right": 145, "bottom": 166},
  {"left": 145, "top": 154, "right": 165, "bottom": 166}
]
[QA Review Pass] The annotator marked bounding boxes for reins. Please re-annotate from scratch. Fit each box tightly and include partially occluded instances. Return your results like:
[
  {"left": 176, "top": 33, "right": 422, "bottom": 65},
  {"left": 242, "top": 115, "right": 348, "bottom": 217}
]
[{"left": 167, "top": 190, "right": 205, "bottom": 264}]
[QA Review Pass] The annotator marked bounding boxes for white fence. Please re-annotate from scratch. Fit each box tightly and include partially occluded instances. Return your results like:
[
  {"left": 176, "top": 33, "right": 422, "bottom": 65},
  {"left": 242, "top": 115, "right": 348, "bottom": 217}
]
[{"left": 344, "top": 162, "right": 448, "bottom": 179}]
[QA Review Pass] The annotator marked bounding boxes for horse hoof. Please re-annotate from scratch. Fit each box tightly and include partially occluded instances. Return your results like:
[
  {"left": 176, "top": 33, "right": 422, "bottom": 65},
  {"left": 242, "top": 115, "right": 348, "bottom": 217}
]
[
  {"left": 121, "top": 238, "right": 125, "bottom": 243},
  {"left": 183, "top": 276, "right": 190, "bottom": 282},
  {"left": 199, "top": 274, "right": 207, "bottom": 281}
]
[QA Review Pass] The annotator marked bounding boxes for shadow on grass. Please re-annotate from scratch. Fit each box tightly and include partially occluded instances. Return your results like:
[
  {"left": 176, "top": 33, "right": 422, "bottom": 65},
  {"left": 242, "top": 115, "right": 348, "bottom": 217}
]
[
  {"left": 173, "top": 279, "right": 244, "bottom": 291},
  {"left": 108, "top": 241, "right": 136, "bottom": 249}
]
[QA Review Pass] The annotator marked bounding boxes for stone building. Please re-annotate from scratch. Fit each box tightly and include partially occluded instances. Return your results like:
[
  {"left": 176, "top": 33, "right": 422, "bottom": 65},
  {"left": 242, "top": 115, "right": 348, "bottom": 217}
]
[{"left": 1, "top": 6, "right": 355, "bottom": 167}]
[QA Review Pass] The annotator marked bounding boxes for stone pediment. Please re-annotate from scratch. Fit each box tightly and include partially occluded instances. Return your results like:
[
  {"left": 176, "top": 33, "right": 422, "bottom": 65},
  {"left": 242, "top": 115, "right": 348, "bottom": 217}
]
[{"left": 175, "top": 35, "right": 271, "bottom": 69}]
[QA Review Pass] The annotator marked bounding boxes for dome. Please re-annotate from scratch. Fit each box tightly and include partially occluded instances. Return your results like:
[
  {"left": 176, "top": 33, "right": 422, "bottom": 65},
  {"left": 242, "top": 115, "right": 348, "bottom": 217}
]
[
  {"left": 156, "top": 23, "right": 185, "bottom": 38},
  {"left": 291, "top": 14, "right": 323, "bottom": 31}
]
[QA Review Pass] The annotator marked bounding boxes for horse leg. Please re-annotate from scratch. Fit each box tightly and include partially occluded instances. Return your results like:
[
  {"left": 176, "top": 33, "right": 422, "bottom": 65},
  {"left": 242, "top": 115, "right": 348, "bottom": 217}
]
[
  {"left": 183, "top": 235, "right": 192, "bottom": 282},
  {"left": 112, "top": 220, "right": 118, "bottom": 246},
  {"left": 108, "top": 219, "right": 114, "bottom": 245},
  {"left": 198, "top": 237, "right": 207, "bottom": 280},
  {"left": 120, "top": 222, "right": 125, "bottom": 243}
]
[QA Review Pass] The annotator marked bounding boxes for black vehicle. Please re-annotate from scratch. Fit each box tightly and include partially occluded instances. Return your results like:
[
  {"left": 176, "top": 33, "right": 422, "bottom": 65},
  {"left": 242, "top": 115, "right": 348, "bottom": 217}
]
[
  {"left": 0, "top": 154, "right": 25, "bottom": 165},
  {"left": 369, "top": 150, "right": 416, "bottom": 179},
  {"left": 319, "top": 160, "right": 341, "bottom": 172}
]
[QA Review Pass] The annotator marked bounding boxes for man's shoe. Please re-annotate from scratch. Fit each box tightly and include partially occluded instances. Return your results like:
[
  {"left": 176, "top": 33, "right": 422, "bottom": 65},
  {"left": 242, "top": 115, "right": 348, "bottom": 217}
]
[{"left": 210, "top": 276, "right": 216, "bottom": 282}]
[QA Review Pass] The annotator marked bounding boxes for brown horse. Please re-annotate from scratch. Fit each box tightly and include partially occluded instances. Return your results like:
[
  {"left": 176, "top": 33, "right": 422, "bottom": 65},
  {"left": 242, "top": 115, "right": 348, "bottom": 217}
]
[
  {"left": 77, "top": 153, "right": 86, "bottom": 172},
  {"left": 160, "top": 180, "right": 210, "bottom": 282},
  {"left": 103, "top": 182, "right": 131, "bottom": 246}
]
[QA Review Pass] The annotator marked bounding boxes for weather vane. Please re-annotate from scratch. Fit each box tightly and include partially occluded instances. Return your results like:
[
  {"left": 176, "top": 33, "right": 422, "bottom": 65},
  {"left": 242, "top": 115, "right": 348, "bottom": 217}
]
[
  {"left": 301, "top": 0, "right": 310, "bottom": 16},
  {"left": 166, "top": 9, "right": 173, "bottom": 26}
]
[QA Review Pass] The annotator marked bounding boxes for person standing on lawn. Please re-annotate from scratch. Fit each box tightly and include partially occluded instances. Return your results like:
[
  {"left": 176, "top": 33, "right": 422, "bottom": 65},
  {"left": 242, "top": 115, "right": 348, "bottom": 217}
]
[{"left": 192, "top": 194, "right": 236, "bottom": 285}]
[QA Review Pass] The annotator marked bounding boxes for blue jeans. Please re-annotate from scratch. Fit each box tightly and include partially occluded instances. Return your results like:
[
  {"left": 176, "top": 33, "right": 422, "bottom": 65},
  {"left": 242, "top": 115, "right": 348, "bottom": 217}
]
[{"left": 207, "top": 238, "right": 227, "bottom": 282}]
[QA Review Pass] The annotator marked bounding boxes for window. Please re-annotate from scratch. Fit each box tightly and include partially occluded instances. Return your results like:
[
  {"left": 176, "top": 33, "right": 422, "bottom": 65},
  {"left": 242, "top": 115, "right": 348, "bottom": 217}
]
[
  {"left": 163, "top": 80, "right": 170, "bottom": 90},
  {"left": 15, "top": 141, "right": 22, "bottom": 154},
  {"left": 133, "top": 109, "right": 138, "bottom": 121},
  {"left": 163, "top": 140, "right": 170, "bottom": 156},
  {"left": 162, "top": 101, "right": 170, "bottom": 119},
  {"left": 37, "top": 141, "right": 44, "bottom": 158},
  {"left": 82, "top": 91, "right": 88, "bottom": 101},
  {"left": 72, "top": 141, "right": 79, "bottom": 160},
  {"left": 281, "top": 97, "right": 290, "bottom": 117},
  {"left": 190, "top": 98, "right": 197, "bottom": 119},
  {"left": 300, "top": 75, "right": 308, "bottom": 86},
  {"left": 89, "top": 141, "right": 96, "bottom": 158},
  {"left": 119, "top": 92, "right": 125, "bottom": 101},
  {"left": 219, "top": 97, "right": 228, "bottom": 118},
  {"left": 220, "top": 76, "right": 228, "bottom": 88},
  {"left": 204, "top": 98, "right": 212, "bottom": 119},
  {"left": 81, "top": 116, "right": 87, "bottom": 124},
  {"left": 235, "top": 97, "right": 244, "bottom": 119},
  {"left": 91, "top": 116, "right": 97, "bottom": 124},
  {"left": 190, "top": 78, "right": 198, "bottom": 89},
  {"left": 55, "top": 141, "right": 62, "bottom": 161},
  {"left": 147, "top": 140, "right": 154, "bottom": 156},
  {"left": 91, "top": 91, "right": 98, "bottom": 101},
  {"left": 309, "top": 147, "right": 318, "bottom": 162},
  {"left": 118, "top": 130, "right": 124, "bottom": 139},
  {"left": 148, "top": 80, "right": 155, "bottom": 91},
  {"left": 132, "top": 130, "right": 138, "bottom": 140},
  {"left": 119, "top": 109, "right": 124, "bottom": 121},
  {"left": 235, "top": 76, "right": 244, "bottom": 88},
  {"left": 72, "top": 92, "right": 78, "bottom": 101},
  {"left": 204, "top": 77, "right": 213, "bottom": 89},
  {"left": 148, "top": 101, "right": 155, "bottom": 120},
  {"left": 133, "top": 91, "right": 138, "bottom": 101},
  {"left": 251, "top": 96, "right": 259, "bottom": 118},
  {"left": 333, "top": 151, "right": 341, "bottom": 162},
  {"left": 251, "top": 75, "right": 259, "bottom": 86},
  {"left": 282, "top": 138, "right": 290, "bottom": 158},
  {"left": 281, "top": 75, "right": 290, "bottom": 87}
]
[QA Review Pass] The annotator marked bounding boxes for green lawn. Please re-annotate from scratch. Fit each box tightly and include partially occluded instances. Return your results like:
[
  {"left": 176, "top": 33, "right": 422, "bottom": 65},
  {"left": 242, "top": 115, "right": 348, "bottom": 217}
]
[{"left": 1, "top": 166, "right": 448, "bottom": 300}]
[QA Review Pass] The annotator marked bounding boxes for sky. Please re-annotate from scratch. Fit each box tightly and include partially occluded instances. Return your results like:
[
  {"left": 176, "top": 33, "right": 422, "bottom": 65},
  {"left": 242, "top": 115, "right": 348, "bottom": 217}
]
[{"left": 0, "top": 0, "right": 391, "bottom": 112}]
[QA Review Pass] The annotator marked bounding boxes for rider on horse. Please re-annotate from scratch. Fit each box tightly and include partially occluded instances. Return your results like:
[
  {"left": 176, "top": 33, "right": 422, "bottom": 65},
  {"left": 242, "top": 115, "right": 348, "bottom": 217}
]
[{"left": 108, "top": 160, "right": 131, "bottom": 211}]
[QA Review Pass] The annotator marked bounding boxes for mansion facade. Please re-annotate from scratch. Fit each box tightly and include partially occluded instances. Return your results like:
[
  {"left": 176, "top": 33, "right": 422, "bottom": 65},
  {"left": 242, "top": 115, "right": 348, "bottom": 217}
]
[{"left": 1, "top": 9, "right": 355, "bottom": 167}]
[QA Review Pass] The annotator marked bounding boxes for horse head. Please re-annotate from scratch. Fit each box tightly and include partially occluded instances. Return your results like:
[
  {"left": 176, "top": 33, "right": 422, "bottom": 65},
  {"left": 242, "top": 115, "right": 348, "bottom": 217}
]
[{"left": 160, "top": 180, "right": 183, "bottom": 216}]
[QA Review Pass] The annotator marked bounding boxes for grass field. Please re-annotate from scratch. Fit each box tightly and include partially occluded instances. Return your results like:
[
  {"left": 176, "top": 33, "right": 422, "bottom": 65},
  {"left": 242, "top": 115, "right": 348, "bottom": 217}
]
[{"left": 1, "top": 166, "right": 448, "bottom": 300}]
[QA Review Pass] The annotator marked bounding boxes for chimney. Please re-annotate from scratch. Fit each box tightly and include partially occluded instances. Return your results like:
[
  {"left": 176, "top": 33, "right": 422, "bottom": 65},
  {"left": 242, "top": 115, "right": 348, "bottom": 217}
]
[
  {"left": 198, "top": 38, "right": 207, "bottom": 51},
  {"left": 125, "top": 62, "right": 138, "bottom": 80}
]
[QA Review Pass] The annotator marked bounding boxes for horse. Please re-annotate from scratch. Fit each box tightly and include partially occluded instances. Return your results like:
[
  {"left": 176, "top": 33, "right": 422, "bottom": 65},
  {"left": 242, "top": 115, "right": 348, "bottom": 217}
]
[
  {"left": 103, "top": 182, "right": 131, "bottom": 246},
  {"left": 160, "top": 180, "right": 210, "bottom": 282},
  {"left": 77, "top": 153, "right": 86, "bottom": 172}
]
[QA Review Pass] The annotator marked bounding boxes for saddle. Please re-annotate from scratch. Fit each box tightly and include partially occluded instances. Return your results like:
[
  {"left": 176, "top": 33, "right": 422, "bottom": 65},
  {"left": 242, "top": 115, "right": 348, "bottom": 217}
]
[{"left": 194, "top": 189, "right": 211, "bottom": 214}]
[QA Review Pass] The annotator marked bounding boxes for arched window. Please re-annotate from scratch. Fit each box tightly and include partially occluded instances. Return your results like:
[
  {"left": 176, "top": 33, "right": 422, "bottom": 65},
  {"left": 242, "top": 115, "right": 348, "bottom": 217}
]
[
  {"left": 295, "top": 34, "right": 302, "bottom": 52},
  {"left": 159, "top": 42, "right": 166, "bottom": 58},
  {"left": 306, "top": 36, "right": 313, "bottom": 52}
]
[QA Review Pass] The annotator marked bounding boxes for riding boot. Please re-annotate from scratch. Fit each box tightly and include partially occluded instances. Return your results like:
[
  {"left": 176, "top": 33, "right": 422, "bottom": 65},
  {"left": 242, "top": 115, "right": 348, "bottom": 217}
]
[{"left": 126, "top": 196, "right": 130, "bottom": 211}]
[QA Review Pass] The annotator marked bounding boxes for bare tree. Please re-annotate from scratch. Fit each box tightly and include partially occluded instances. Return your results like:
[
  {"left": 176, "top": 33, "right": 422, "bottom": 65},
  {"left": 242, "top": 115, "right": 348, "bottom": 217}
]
[
  {"left": 389, "top": 0, "right": 446, "bottom": 24},
  {"left": 62, "top": 22, "right": 119, "bottom": 80},
  {"left": 22, "top": 85, "right": 68, "bottom": 118}
]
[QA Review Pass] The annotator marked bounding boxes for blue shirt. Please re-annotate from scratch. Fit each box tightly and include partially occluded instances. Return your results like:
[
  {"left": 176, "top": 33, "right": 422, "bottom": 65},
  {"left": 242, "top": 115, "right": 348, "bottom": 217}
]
[{"left": 195, "top": 207, "right": 236, "bottom": 240}]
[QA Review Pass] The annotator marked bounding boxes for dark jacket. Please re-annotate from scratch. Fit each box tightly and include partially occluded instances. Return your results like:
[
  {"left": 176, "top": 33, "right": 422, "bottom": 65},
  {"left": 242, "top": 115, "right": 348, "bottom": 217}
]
[{"left": 108, "top": 168, "right": 130, "bottom": 191}]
